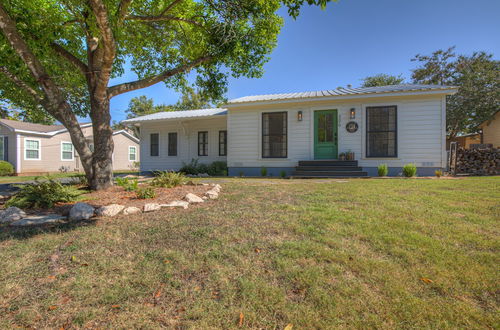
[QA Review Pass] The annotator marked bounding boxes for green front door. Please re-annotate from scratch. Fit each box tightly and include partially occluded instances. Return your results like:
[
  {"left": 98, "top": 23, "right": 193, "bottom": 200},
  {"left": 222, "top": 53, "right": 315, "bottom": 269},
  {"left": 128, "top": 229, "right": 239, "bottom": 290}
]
[{"left": 314, "top": 110, "right": 338, "bottom": 159}]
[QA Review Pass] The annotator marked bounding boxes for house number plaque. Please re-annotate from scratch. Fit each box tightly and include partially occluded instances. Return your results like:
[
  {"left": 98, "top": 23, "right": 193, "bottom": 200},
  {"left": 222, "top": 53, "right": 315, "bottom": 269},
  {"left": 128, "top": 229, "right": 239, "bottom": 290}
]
[{"left": 346, "top": 121, "right": 358, "bottom": 133}]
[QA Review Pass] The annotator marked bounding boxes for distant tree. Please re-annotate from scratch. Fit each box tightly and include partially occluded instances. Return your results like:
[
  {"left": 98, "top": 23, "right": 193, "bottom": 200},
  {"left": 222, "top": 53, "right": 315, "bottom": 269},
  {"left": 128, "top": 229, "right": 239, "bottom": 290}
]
[
  {"left": 411, "top": 47, "right": 500, "bottom": 138},
  {"left": 171, "top": 88, "right": 212, "bottom": 111},
  {"left": 124, "top": 96, "right": 167, "bottom": 120},
  {"left": 361, "top": 74, "right": 405, "bottom": 87},
  {"left": 0, "top": 100, "right": 55, "bottom": 124}
]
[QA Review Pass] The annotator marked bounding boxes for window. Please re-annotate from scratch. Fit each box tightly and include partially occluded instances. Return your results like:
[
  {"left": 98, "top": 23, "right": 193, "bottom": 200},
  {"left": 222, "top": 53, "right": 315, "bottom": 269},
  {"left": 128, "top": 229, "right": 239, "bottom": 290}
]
[
  {"left": 366, "top": 106, "right": 397, "bottom": 158},
  {"left": 168, "top": 132, "right": 177, "bottom": 156},
  {"left": 61, "top": 142, "right": 74, "bottom": 161},
  {"left": 219, "top": 130, "right": 227, "bottom": 156},
  {"left": 129, "top": 146, "right": 137, "bottom": 161},
  {"left": 25, "top": 139, "right": 40, "bottom": 160},
  {"left": 198, "top": 131, "right": 208, "bottom": 156},
  {"left": 150, "top": 133, "right": 159, "bottom": 156},
  {"left": 0, "top": 136, "right": 5, "bottom": 161},
  {"left": 262, "top": 112, "right": 287, "bottom": 158}
]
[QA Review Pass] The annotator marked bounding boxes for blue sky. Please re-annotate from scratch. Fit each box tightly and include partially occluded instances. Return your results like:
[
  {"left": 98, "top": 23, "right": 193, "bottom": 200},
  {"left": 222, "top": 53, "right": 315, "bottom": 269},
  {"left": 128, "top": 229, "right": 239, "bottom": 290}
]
[{"left": 109, "top": 0, "right": 500, "bottom": 122}]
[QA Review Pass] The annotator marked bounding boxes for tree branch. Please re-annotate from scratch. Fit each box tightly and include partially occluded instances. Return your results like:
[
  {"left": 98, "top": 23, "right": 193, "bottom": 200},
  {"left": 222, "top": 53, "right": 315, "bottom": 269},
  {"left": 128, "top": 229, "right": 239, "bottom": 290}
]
[
  {"left": 0, "top": 67, "right": 44, "bottom": 104},
  {"left": 107, "top": 55, "right": 212, "bottom": 98},
  {"left": 126, "top": 14, "right": 203, "bottom": 27},
  {"left": 160, "top": 0, "right": 183, "bottom": 16},
  {"left": 117, "top": 0, "right": 133, "bottom": 22},
  {"left": 50, "top": 42, "right": 89, "bottom": 75}
]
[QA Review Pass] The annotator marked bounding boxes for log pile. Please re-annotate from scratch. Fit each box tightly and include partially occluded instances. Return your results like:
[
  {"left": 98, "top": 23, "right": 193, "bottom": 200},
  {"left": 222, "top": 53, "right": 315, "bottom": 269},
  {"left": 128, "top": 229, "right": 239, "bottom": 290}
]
[{"left": 456, "top": 147, "right": 499, "bottom": 175}]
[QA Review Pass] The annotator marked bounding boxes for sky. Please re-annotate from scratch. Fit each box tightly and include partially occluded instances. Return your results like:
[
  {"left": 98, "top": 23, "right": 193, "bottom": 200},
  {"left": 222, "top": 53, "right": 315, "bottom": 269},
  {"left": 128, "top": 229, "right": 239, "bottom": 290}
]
[{"left": 109, "top": 0, "right": 500, "bottom": 123}]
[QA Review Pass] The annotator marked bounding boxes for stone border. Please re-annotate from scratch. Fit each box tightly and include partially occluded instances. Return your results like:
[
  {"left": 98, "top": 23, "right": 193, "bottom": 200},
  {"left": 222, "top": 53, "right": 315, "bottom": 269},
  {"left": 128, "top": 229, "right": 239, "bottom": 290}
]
[{"left": 0, "top": 184, "right": 222, "bottom": 227}]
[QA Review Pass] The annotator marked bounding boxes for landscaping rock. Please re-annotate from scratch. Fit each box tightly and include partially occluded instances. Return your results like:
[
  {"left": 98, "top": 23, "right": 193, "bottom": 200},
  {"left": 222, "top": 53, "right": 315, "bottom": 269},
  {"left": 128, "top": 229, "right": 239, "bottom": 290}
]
[
  {"left": 144, "top": 203, "right": 161, "bottom": 212},
  {"left": 10, "top": 214, "right": 66, "bottom": 226},
  {"left": 161, "top": 201, "right": 189, "bottom": 209},
  {"left": 205, "top": 189, "right": 219, "bottom": 199},
  {"left": 123, "top": 206, "right": 141, "bottom": 215},
  {"left": 96, "top": 204, "right": 125, "bottom": 217},
  {"left": 69, "top": 203, "right": 95, "bottom": 221},
  {"left": 0, "top": 207, "right": 26, "bottom": 223},
  {"left": 184, "top": 193, "right": 204, "bottom": 204}
]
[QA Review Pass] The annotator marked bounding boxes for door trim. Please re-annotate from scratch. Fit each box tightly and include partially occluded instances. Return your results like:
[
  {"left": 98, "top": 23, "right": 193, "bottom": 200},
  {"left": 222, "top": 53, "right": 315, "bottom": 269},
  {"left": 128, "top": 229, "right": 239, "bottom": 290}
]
[{"left": 313, "top": 109, "right": 338, "bottom": 160}]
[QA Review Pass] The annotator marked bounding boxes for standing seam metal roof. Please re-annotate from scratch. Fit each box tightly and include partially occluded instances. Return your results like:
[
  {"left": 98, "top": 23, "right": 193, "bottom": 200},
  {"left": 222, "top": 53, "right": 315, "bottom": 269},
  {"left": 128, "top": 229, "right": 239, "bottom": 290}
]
[{"left": 121, "top": 108, "right": 227, "bottom": 123}]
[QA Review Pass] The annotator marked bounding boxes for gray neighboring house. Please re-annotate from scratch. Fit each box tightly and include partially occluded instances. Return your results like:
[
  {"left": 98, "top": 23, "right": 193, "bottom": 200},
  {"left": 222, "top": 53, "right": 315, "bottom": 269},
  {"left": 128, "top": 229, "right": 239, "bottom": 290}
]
[
  {"left": 123, "top": 84, "right": 458, "bottom": 177},
  {"left": 0, "top": 119, "right": 140, "bottom": 174}
]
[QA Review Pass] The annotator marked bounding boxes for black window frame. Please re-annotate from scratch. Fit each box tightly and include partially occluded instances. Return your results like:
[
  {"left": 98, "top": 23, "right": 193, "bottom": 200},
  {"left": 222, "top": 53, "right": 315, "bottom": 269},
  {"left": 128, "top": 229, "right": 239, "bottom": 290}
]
[
  {"left": 219, "top": 130, "right": 227, "bottom": 156},
  {"left": 262, "top": 111, "right": 287, "bottom": 159},
  {"left": 198, "top": 131, "right": 208, "bottom": 156},
  {"left": 366, "top": 105, "right": 398, "bottom": 158},
  {"left": 168, "top": 132, "right": 177, "bottom": 156},
  {"left": 150, "top": 133, "right": 159, "bottom": 157}
]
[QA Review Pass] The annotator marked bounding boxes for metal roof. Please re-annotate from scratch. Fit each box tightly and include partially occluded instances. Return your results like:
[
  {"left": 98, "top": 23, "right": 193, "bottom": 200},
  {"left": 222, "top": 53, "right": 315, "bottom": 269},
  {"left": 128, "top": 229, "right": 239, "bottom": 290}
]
[
  {"left": 228, "top": 84, "right": 457, "bottom": 104},
  {"left": 0, "top": 119, "right": 92, "bottom": 135},
  {"left": 122, "top": 108, "right": 227, "bottom": 124}
]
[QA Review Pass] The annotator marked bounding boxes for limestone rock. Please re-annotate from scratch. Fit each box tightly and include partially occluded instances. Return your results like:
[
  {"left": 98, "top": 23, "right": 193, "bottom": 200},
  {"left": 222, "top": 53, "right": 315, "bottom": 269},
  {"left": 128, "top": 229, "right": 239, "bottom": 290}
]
[
  {"left": 69, "top": 203, "right": 95, "bottom": 221},
  {"left": 144, "top": 203, "right": 161, "bottom": 212},
  {"left": 161, "top": 201, "right": 189, "bottom": 209},
  {"left": 10, "top": 214, "right": 66, "bottom": 226},
  {"left": 184, "top": 193, "right": 204, "bottom": 204},
  {"left": 96, "top": 204, "right": 125, "bottom": 217},
  {"left": 205, "top": 189, "right": 219, "bottom": 199},
  {"left": 123, "top": 206, "right": 141, "bottom": 215},
  {"left": 0, "top": 207, "right": 27, "bottom": 223}
]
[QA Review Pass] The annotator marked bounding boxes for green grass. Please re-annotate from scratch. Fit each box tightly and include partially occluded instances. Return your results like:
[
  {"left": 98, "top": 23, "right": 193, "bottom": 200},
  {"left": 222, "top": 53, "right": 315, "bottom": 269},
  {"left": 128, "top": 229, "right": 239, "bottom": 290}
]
[
  {"left": 0, "top": 170, "right": 140, "bottom": 184},
  {"left": 0, "top": 177, "right": 498, "bottom": 328}
]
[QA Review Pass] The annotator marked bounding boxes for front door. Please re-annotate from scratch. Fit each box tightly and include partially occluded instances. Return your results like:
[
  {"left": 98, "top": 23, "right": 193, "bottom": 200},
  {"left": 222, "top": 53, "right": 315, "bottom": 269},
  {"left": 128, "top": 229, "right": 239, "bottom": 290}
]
[{"left": 314, "top": 110, "right": 338, "bottom": 159}]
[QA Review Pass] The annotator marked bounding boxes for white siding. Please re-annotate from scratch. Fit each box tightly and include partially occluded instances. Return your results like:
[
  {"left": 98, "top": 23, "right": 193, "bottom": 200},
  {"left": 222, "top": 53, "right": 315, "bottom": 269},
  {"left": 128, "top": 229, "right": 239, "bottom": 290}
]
[
  {"left": 139, "top": 117, "right": 227, "bottom": 172},
  {"left": 228, "top": 95, "right": 446, "bottom": 169}
]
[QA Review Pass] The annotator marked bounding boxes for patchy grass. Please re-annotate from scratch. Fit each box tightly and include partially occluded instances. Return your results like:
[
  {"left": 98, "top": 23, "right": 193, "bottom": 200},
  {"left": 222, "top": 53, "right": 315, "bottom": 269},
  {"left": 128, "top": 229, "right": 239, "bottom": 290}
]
[
  {"left": 0, "top": 177, "right": 498, "bottom": 328},
  {"left": 0, "top": 171, "right": 140, "bottom": 185}
]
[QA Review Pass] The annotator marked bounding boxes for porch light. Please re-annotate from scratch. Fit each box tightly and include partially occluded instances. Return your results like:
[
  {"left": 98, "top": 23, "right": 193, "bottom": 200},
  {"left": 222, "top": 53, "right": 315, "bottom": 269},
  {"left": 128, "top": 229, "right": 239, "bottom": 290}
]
[
  {"left": 297, "top": 110, "right": 303, "bottom": 121},
  {"left": 350, "top": 108, "right": 356, "bottom": 119}
]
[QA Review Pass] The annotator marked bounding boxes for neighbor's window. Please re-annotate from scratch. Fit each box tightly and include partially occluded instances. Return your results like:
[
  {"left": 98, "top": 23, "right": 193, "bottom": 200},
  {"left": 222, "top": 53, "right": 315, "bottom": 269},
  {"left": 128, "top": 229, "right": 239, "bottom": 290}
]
[
  {"left": 25, "top": 139, "right": 40, "bottom": 160},
  {"left": 366, "top": 106, "right": 397, "bottom": 158},
  {"left": 168, "top": 132, "right": 177, "bottom": 156},
  {"left": 150, "top": 133, "right": 159, "bottom": 156},
  {"left": 198, "top": 131, "right": 208, "bottom": 156},
  {"left": 129, "top": 146, "right": 137, "bottom": 161},
  {"left": 262, "top": 112, "right": 287, "bottom": 158},
  {"left": 219, "top": 130, "right": 227, "bottom": 156},
  {"left": 61, "top": 142, "right": 74, "bottom": 160},
  {"left": 0, "top": 136, "right": 4, "bottom": 161}
]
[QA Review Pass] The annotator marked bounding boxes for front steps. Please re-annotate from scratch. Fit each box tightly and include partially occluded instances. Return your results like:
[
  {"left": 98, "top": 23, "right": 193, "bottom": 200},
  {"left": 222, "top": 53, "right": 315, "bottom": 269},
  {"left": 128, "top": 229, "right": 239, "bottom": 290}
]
[{"left": 292, "top": 160, "right": 368, "bottom": 178}]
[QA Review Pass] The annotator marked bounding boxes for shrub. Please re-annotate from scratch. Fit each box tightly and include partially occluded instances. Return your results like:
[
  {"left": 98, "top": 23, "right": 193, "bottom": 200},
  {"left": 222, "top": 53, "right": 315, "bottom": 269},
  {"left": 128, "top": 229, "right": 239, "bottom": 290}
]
[
  {"left": 151, "top": 171, "right": 186, "bottom": 188},
  {"left": 180, "top": 159, "right": 200, "bottom": 175},
  {"left": 280, "top": 170, "right": 287, "bottom": 178},
  {"left": 116, "top": 177, "right": 138, "bottom": 191},
  {"left": 136, "top": 187, "right": 156, "bottom": 199},
  {"left": 260, "top": 167, "right": 267, "bottom": 177},
  {"left": 6, "top": 176, "right": 79, "bottom": 209},
  {"left": 435, "top": 169, "right": 443, "bottom": 178},
  {"left": 0, "top": 161, "right": 14, "bottom": 176},
  {"left": 72, "top": 173, "right": 88, "bottom": 186},
  {"left": 377, "top": 164, "right": 388, "bottom": 177},
  {"left": 207, "top": 161, "right": 228, "bottom": 176},
  {"left": 402, "top": 163, "right": 417, "bottom": 177},
  {"left": 239, "top": 171, "right": 244, "bottom": 177}
]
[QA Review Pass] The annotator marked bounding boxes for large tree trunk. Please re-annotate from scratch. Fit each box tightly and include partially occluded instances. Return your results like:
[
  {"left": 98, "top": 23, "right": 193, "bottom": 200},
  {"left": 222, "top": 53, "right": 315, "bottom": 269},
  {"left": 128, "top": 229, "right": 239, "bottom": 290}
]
[{"left": 89, "top": 96, "right": 114, "bottom": 190}]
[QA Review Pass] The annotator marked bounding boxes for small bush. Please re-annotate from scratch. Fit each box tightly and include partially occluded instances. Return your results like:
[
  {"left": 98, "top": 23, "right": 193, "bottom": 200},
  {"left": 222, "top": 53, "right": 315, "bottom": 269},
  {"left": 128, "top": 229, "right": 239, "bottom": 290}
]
[
  {"left": 435, "top": 169, "right": 443, "bottom": 178},
  {"left": 207, "top": 161, "right": 228, "bottom": 176},
  {"left": 116, "top": 177, "right": 138, "bottom": 191},
  {"left": 260, "top": 167, "right": 267, "bottom": 177},
  {"left": 151, "top": 171, "right": 186, "bottom": 188},
  {"left": 71, "top": 173, "right": 88, "bottom": 186},
  {"left": 136, "top": 187, "right": 156, "bottom": 199},
  {"left": 0, "top": 161, "right": 14, "bottom": 176},
  {"left": 402, "top": 163, "right": 417, "bottom": 177},
  {"left": 239, "top": 171, "right": 244, "bottom": 177},
  {"left": 180, "top": 159, "right": 200, "bottom": 175},
  {"left": 377, "top": 164, "right": 388, "bottom": 177},
  {"left": 6, "top": 176, "right": 79, "bottom": 209},
  {"left": 280, "top": 170, "right": 287, "bottom": 178}
]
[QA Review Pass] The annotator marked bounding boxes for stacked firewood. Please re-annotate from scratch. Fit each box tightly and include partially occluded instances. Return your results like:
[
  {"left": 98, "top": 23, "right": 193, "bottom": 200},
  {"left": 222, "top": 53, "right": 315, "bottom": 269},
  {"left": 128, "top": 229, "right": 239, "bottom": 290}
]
[{"left": 456, "top": 147, "right": 499, "bottom": 175}]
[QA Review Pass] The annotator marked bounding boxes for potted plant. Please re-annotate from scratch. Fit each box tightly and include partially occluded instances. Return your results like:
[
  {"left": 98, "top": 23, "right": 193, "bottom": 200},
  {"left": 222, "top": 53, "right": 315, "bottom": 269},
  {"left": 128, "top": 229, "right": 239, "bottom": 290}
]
[
  {"left": 339, "top": 152, "right": 346, "bottom": 161},
  {"left": 346, "top": 150, "right": 355, "bottom": 160}
]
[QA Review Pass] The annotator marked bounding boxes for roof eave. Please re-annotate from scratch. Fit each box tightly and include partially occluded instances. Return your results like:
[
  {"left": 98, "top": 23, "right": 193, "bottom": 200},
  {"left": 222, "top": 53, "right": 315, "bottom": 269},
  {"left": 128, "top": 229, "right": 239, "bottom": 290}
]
[{"left": 122, "top": 114, "right": 227, "bottom": 125}]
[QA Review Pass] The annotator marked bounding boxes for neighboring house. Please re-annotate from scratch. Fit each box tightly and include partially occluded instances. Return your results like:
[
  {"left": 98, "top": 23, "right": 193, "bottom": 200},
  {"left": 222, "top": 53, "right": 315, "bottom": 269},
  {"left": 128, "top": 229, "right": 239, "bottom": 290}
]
[
  {"left": 447, "top": 133, "right": 482, "bottom": 150},
  {"left": 0, "top": 119, "right": 140, "bottom": 174},
  {"left": 478, "top": 111, "right": 500, "bottom": 147},
  {"left": 123, "top": 84, "right": 457, "bottom": 176}
]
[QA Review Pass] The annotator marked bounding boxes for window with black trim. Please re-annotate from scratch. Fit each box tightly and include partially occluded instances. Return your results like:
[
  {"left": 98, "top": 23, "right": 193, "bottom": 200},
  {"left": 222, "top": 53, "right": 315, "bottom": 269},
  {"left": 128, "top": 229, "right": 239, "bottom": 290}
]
[
  {"left": 366, "top": 106, "right": 397, "bottom": 158},
  {"left": 168, "top": 132, "right": 177, "bottom": 156},
  {"left": 198, "top": 131, "right": 208, "bottom": 156},
  {"left": 262, "top": 112, "right": 287, "bottom": 158},
  {"left": 219, "top": 130, "right": 227, "bottom": 156},
  {"left": 150, "top": 133, "right": 159, "bottom": 156}
]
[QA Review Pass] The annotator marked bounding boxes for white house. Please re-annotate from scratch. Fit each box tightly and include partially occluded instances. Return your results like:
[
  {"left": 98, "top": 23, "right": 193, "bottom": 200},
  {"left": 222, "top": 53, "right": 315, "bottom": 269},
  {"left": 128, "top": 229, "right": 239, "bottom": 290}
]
[{"left": 123, "top": 84, "right": 457, "bottom": 177}]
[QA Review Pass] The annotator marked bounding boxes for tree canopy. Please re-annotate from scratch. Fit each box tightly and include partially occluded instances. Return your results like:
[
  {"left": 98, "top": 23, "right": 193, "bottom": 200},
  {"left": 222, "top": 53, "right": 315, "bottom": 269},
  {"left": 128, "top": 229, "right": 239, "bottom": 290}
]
[
  {"left": 411, "top": 47, "right": 500, "bottom": 137},
  {"left": 361, "top": 73, "right": 405, "bottom": 87}
]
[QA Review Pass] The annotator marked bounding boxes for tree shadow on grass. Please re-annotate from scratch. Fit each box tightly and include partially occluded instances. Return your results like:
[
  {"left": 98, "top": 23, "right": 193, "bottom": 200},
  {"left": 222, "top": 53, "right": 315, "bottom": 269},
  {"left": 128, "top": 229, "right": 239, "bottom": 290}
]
[{"left": 0, "top": 218, "right": 97, "bottom": 242}]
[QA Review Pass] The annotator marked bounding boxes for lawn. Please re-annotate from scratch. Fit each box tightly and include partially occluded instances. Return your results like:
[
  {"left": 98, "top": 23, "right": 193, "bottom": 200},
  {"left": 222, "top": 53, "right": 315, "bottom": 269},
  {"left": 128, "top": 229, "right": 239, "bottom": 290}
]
[
  {"left": 0, "top": 170, "right": 139, "bottom": 185},
  {"left": 0, "top": 177, "right": 498, "bottom": 328}
]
